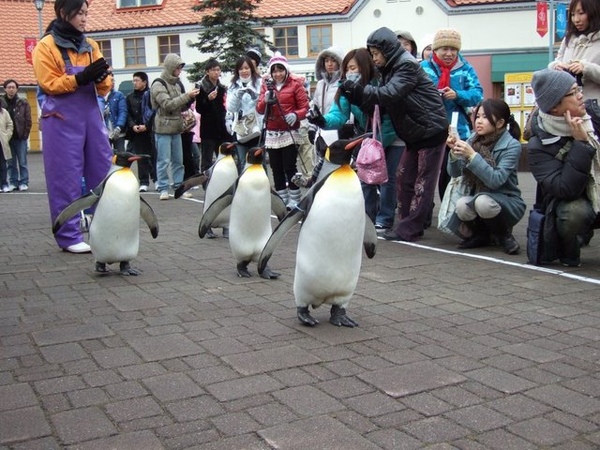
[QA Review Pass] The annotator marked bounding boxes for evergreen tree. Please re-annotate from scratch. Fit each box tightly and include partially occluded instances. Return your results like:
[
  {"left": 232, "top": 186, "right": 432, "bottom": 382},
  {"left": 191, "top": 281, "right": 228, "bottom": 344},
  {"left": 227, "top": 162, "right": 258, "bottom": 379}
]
[{"left": 187, "top": 0, "right": 273, "bottom": 82}]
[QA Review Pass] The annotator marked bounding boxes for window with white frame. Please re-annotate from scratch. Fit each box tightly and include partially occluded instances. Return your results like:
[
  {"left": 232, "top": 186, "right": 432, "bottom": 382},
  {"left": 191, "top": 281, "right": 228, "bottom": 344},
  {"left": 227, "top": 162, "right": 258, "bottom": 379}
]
[
  {"left": 124, "top": 37, "right": 146, "bottom": 66},
  {"left": 307, "top": 25, "right": 332, "bottom": 57},
  {"left": 274, "top": 26, "right": 298, "bottom": 58}
]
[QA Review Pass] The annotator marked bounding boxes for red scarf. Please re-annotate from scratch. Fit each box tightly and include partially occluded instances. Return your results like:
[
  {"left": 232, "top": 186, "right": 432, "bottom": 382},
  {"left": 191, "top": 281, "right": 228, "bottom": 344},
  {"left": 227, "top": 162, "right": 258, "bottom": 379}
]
[{"left": 433, "top": 53, "right": 454, "bottom": 89}]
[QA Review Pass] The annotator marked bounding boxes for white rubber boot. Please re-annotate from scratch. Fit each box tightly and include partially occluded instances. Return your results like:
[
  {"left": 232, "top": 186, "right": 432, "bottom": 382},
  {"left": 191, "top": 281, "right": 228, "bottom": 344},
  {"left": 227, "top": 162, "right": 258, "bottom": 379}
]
[{"left": 287, "top": 189, "right": 302, "bottom": 210}]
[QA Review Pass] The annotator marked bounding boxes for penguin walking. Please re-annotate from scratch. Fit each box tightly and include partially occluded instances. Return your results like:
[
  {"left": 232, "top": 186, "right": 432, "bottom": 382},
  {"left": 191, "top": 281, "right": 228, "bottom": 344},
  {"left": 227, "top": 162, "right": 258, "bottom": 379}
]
[
  {"left": 53, "top": 152, "right": 159, "bottom": 275},
  {"left": 199, "top": 147, "right": 287, "bottom": 279},
  {"left": 258, "top": 136, "right": 377, "bottom": 327},
  {"left": 176, "top": 142, "right": 237, "bottom": 238}
]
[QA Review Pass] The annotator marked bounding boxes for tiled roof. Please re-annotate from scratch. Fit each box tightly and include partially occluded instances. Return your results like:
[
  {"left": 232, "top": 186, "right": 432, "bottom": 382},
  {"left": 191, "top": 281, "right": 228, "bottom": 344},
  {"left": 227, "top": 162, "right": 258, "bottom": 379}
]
[
  {"left": 1, "top": 0, "right": 524, "bottom": 86},
  {"left": 450, "top": 0, "right": 523, "bottom": 5},
  {"left": 86, "top": 0, "right": 357, "bottom": 32},
  {"left": 1, "top": 0, "right": 55, "bottom": 85}
]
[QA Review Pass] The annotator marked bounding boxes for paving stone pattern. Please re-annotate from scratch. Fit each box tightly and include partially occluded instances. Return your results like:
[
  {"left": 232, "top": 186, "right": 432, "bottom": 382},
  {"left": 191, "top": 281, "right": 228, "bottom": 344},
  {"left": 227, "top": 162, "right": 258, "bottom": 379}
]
[{"left": 1, "top": 154, "right": 600, "bottom": 449}]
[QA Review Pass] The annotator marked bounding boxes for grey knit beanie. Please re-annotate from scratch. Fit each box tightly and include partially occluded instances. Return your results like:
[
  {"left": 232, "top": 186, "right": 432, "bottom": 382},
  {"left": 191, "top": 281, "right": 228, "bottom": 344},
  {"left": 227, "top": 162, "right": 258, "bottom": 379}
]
[{"left": 531, "top": 69, "right": 576, "bottom": 113}]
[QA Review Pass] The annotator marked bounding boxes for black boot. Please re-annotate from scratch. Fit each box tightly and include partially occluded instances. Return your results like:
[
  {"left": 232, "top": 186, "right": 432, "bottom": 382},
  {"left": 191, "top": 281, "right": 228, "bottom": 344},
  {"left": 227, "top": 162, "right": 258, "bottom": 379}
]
[
  {"left": 482, "top": 215, "right": 520, "bottom": 255},
  {"left": 457, "top": 219, "right": 490, "bottom": 249}
]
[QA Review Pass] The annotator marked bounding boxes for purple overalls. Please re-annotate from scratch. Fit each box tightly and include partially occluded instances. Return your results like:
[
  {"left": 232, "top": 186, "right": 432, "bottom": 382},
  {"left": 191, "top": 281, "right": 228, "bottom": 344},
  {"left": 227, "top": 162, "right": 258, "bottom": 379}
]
[{"left": 41, "top": 48, "right": 112, "bottom": 249}]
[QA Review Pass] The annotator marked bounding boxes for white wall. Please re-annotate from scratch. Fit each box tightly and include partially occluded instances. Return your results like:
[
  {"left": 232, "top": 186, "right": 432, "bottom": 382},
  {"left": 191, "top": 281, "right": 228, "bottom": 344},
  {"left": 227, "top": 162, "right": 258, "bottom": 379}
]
[{"left": 106, "top": 0, "right": 550, "bottom": 90}]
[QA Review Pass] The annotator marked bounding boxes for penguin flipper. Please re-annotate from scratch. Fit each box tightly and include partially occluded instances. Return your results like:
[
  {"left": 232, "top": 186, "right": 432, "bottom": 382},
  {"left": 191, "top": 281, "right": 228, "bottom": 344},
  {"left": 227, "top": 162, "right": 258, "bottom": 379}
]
[
  {"left": 257, "top": 206, "right": 306, "bottom": 274},
  {"left": 363, "top": 213, "right": 378, "bottom": 259},
  {"left": 198, "top": 186, "right": 235, "bottom": 238},
  {"left": 270, "top": 190, "right": 288, "bottom": 221},
  {"left": 174, "top": 173, "right": 208, "bottom": 199},
  {"left": 140, "top": 197, "right": 159, "bottom": 238},
  {"left": 52, "top": 191, "right": 100, "bottom": 235}
]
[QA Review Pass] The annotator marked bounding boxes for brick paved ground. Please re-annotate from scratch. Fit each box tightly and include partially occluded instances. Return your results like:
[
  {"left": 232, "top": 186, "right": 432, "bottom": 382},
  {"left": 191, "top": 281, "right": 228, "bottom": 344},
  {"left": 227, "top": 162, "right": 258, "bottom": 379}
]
[{"left": 1, "top": 153, "right": 599, "bottom": 449}]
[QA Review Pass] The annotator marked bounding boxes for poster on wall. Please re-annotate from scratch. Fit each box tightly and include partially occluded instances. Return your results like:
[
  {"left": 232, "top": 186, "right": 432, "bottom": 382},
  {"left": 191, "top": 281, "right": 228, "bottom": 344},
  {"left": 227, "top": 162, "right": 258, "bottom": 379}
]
[
  {"left": 505, "top": 84, "right": 522, "bottom": 106},
  {"left": 523, "top": 84, "right": 535, "bottom": 106},
  {"left": 504, "top": 72, "right": 535, "bottom": 142}
]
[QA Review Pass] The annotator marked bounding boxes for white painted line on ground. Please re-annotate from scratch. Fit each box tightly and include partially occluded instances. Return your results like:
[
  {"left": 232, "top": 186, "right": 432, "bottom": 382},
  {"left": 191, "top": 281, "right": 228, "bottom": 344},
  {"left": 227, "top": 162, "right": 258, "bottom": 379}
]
[{"left": 379, "top": 237, "right": 600, "bottom": 286}]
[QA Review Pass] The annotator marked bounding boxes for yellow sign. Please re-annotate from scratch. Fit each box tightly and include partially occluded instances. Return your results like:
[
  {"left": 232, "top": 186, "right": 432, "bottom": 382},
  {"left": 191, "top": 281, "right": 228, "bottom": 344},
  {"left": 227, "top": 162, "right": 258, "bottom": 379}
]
[{"left": 504, "top": 72, "right": 533, "bottom": 84}]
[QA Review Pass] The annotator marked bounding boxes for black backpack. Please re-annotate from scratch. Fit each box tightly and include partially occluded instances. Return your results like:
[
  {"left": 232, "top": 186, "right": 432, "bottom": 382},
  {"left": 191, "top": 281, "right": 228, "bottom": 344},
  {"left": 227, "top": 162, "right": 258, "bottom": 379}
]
[{"left": 143, "top": 78, "right": 185, "bottom": 133}]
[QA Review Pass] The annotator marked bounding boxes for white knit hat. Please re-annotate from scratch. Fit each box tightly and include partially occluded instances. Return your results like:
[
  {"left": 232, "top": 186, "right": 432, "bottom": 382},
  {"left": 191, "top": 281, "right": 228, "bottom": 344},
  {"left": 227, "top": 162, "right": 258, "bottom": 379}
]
[{"left": 267, "top": 52, "right": 290, "bottom": 75}]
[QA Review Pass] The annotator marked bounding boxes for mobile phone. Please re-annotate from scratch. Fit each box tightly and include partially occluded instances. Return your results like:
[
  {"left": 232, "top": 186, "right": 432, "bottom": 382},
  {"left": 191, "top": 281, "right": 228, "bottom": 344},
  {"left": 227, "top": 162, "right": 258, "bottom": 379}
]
[{"left": 450, "top": 111, "right": 459, "bottom": 136}]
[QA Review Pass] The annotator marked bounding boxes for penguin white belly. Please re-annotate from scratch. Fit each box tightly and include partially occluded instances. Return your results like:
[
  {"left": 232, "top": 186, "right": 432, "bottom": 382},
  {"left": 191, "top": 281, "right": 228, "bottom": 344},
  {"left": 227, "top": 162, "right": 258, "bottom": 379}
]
[
  {"left": 229, "top": 167, "right": 272, "bottom": 262},
  {"left": 90, "top": 170, "right": 140, "bottom": 264},
  {"left": 203, "top": 156, "right": 237, "bottom": 227},
  {"left": 294, "top": 172, "right": 365, "bottom": 309}
]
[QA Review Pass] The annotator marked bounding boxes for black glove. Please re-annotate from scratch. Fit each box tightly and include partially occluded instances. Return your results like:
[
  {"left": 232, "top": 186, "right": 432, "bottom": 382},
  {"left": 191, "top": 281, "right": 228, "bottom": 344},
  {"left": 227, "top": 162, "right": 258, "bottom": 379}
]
[
  {"left": 265, "top": 89, "right": 277, "bottom": 105},
  {"left": 95, "top": 69, "right": 110, "bottom": 84},
  {"left": 74, "top": 58, "right": 109, "bottom": 86},
  {"left": 306, "top": 105, "right": 326, "bottom": 128},
  {"left": 308, "top": 127, "right": 316, "bottom": 145},
  {"left": 339, "top": 79, "right": 364, "bottom": 106}
]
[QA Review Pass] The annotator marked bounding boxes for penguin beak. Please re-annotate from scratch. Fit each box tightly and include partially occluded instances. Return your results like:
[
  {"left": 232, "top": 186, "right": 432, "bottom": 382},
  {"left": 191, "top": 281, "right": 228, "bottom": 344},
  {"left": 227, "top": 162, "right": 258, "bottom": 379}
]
[
  {"left": 344, "top": 132, "right": 372, "bottom": 151},
  {"left": 128, "top": 155, "right": 142, "bottom": 163},
  {"left": 224, "top": 142, "right": 236, "bottom": 150}
]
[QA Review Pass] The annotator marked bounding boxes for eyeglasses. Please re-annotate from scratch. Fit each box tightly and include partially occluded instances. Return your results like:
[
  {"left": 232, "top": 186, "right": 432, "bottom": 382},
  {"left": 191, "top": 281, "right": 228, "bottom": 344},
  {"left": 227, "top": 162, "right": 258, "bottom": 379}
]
[{"left": 564, "top": 86, "right": 583, "bottom": 97}]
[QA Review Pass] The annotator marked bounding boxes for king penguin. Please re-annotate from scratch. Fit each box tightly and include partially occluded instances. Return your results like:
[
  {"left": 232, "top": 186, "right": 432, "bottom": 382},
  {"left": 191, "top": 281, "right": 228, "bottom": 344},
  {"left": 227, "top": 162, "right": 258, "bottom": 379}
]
[
  {"left": 199, "top": 147, "right": 287, "bottom": 279},
  {"left": 53, "top": 152, "right": 159, "bottom": 275},
  {"left": 258, "top": 136, "right": 377, "bottom": 327},
  {"left": 176, "top": 142, "right": 238, "bottom": 238}
]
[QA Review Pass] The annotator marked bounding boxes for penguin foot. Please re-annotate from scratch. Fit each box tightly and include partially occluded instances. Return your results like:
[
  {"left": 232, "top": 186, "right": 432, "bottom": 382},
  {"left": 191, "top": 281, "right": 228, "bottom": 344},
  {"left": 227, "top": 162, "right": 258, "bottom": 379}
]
[
  {"left": 259, "top": 264, "right": 280, "bottom": 280},
  {"left": 222, "top": 227, "right": 229, "bottom": 239},
  {"left": 119, "top": 262, "right": 141, "bottom": 276},
  {"left": 95, "top": 262, "right": 109, "bottom": 273},
  {"left": 330, "top": 305, "right": 358, "bottom": 327},
  {"left": 237, "top": 262, "right": 252, "bottom": 278},
  {"left": 206, "top": 228, "right": 218, "bottom": 239},
  {"left": 297, "top": 306, "right": 319, "bottom": 326}
]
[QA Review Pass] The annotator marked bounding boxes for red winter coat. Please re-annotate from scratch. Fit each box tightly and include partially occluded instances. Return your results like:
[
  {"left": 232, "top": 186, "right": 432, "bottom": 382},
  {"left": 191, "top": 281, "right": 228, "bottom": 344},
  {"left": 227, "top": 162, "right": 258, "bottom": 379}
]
[{"left": 256, "top": 75, "right": 309, "bottom": 131}]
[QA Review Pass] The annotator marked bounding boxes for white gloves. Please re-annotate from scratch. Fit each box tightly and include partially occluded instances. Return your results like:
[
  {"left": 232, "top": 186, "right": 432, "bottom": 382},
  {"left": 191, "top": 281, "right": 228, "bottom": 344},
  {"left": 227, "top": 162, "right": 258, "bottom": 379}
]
[
  {"left": 109, "top": 127, "right": 121, "bottom": 140},
  {"left": 285, "top": 113, "right": 297, "bottom": 126}
]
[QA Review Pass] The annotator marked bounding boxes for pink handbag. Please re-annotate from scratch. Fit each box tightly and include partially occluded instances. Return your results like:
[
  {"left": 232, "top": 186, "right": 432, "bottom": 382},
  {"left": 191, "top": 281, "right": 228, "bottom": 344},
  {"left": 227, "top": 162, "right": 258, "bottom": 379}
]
[{"left": 356, "top": 105, "right": 388, "bottom": 185}]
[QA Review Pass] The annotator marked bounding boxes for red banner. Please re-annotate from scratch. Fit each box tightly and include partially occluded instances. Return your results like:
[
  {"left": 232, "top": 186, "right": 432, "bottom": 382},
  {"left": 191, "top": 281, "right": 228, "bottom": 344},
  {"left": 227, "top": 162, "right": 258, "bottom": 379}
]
[
  {"left": 25, "top": 38, "right": 37, "bottom": 65},
  {"left": 537, "top": 1, "right": 548, "bottom": 37}
]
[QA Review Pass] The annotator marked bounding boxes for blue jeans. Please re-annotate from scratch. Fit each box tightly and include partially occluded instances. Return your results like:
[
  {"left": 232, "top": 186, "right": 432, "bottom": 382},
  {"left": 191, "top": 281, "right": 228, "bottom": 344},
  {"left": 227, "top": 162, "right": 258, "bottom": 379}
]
[
  {"left": 7, "top": 138, "right": 28, "bottom": 186},
  {"left": 362, "top": 145, "right": 404, "bottom": 227},
  {"left": 155, "top": 133, "right": 183, "bottom": 193}
]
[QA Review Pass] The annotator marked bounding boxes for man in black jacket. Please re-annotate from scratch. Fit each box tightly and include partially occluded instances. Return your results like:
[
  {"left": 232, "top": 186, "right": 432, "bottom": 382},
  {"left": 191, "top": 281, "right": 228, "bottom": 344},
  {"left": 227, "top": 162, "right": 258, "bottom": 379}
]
[
  {"left": 528, "top": 69, "right": 600, "bottom": 267},
  {"left": 340, "top": 27, "right": 448, "bottom": 242},
  {"left": 126, "top": 71, "right": 155, "bottom": 192}
]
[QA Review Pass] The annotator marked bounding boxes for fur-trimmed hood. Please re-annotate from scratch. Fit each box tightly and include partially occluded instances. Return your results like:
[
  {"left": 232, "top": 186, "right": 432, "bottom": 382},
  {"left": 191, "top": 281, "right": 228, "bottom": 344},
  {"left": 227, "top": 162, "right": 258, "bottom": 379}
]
[{"left": 314, "top": 46, "right": 344, "bottom": 82}]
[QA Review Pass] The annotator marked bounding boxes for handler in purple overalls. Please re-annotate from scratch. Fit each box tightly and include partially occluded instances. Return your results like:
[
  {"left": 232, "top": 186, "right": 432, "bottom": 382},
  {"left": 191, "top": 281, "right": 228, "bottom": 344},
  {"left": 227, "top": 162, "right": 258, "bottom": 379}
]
[{"left": 33, "top": 0, "right": 112, "bottom": 253}]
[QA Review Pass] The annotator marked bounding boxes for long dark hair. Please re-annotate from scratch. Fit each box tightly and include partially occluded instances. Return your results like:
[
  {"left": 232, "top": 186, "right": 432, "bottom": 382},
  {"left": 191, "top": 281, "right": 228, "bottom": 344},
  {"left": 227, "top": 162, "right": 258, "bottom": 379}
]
[
  {"left": 334, "top": 48, "right": 376, "bottom": 107},
  {"left": 565, "top": 0, "right": 600, "bottom": 44},
  {"left": 230, "top": 55, "right": 260, "bottom": 88},
  {"left": 54, "top": 0, "right": 88, "bottom": 21},
  {"left": 474, "top": 98, "right": 521, "bottom": 140}
]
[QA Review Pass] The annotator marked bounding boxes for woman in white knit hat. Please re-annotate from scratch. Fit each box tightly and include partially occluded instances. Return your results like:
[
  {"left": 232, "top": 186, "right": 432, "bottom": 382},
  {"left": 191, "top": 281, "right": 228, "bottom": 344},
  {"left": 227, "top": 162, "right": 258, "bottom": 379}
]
[{"left": 256, "top": 52, "right": 309, "bottom": 209}]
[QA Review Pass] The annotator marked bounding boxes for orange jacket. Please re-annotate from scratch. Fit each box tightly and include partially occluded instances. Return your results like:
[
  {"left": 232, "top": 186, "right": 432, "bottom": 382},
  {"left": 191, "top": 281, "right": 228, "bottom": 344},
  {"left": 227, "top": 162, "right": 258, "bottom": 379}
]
[{"left": 32, "top": 34, "right": 111, "bottom": 97}]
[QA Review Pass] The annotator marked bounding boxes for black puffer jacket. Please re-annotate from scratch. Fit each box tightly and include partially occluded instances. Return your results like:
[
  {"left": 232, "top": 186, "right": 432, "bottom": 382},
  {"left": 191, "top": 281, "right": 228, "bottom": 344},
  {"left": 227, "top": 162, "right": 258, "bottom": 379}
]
[
  {"left": 528, "top": 109, "right": 596, "bottom": 206},
  {"left": 361, "top": 27, "right": 448, "bottom": 149}
]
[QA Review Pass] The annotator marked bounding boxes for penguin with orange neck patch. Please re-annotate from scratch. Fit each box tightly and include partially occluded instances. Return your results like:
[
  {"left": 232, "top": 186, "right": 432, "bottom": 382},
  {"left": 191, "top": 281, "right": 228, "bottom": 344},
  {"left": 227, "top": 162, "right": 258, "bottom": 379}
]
[
  {"left": 258, "top": 135, "right": 377, "bottom": 327},
  {"left": 199, "top": 146, "right": 287, "bottom": 279},
  {"left": 53, "top": 152, "right": 159, "bottom": 275}
]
